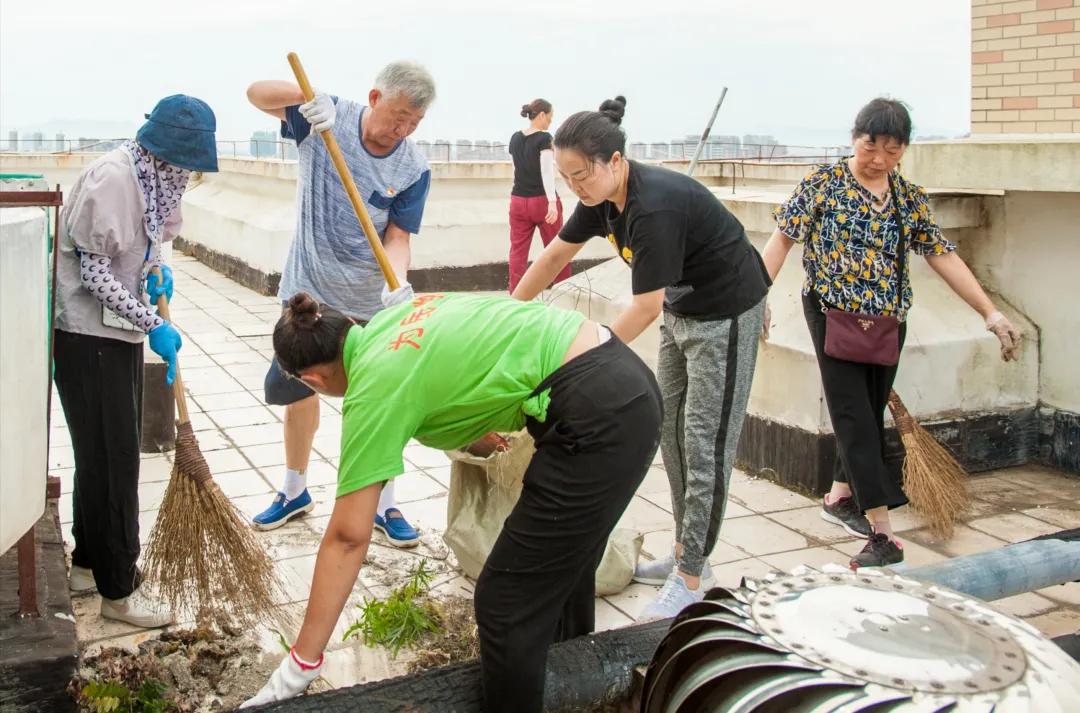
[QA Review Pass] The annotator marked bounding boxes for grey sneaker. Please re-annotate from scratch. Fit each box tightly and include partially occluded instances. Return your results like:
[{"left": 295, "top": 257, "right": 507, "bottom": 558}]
[
  {"left": 69, "top": 565, "right": 96, "bottom": 594},
  {"left": 100, "top": 586, "right": 174, "bottom": 629},
  {"left": 632, "top": 550, "right": 676, "bottom": 585},
  {"left": 820, "top": 495, "right": 872, "bottom": 538},
  {"left": 638, "top": 572, "right": 710, "bottom": 622}
]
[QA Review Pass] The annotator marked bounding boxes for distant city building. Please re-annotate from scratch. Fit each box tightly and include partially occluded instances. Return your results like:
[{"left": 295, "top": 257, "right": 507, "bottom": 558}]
[
  {"left": 432, "top": 140, "right": 451, "bottom": 161},
  {"left": 628, "top": 142, "right": 647, "bottom": 159},
  {"left": 454, "top": 139, "right": 473, "bottom": 161},
  {"left": 30, "top": 132, "right": 44, "bottom": 151},
  {"left": 7, "top": 130, "right": 16, "bottom": 152},
  {"left": 648, "top": 142, "right": 671, "bottom": 160},
  {"left": 250, "top": 130, "right": 279, "bottom": 159},
  {"left": 741, "top": 134, "right": 782, "bottom": 158},
  {"left": 77, "top": 137, "right": 101, "bottom": 151},
  {"left": 55, "top": 132, "right": 66, "bottom": 152}
]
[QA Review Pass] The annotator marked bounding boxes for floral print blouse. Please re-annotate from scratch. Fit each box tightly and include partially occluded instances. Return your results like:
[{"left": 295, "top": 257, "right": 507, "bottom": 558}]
[{"left": 774, "top": 160, "right": 955, "bottom": 320}]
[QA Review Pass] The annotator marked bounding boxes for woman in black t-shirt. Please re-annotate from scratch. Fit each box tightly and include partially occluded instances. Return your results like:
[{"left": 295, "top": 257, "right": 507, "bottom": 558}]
[
  {"left": 507, "top": 98, "right": 569, "bottom": 292},
  {"left": 513, "top": 96, "right": 770, "bottom": 622}
]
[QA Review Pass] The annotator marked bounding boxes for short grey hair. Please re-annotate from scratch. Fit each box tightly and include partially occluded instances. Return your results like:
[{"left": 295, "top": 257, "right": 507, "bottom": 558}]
[{"left": 374, "top": 61, "right": 436, "bottom": 110}]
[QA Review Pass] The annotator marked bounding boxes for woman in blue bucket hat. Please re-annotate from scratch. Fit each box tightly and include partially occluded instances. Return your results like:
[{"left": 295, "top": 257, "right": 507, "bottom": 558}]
[{"left": 53, "top": 95, "right": 216, "bottom": 628}]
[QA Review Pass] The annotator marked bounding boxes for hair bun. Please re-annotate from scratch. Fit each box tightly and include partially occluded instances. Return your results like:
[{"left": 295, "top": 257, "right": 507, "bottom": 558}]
[
  {"left": 288, "top": 292, "right": 321, "bottom": 328},
  {"left": 520, "top": 104, "right": 531, "bottom": 118},
  {"left": 598, "top": 96, "right": 627, "bottom": 126}
]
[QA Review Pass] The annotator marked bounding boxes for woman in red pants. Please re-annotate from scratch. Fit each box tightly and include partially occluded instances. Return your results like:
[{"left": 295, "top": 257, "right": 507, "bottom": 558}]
[{"left": 508, "top": 98, "right": 570, "bottom": 292}]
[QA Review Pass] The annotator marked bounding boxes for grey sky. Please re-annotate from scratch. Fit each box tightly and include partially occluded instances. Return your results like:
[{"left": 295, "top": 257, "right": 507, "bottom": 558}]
[{"left": 0, "top": 0, "right": 971, "bottom": 147}]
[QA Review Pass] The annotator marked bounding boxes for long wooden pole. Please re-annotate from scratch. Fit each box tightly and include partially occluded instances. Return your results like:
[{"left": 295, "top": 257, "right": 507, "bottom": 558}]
[
  {"left": 152, "top": 268, "right": 189, "bottom": 423},
  {"left": 286, "top": 52, "right": 400, "bottom": 290}
]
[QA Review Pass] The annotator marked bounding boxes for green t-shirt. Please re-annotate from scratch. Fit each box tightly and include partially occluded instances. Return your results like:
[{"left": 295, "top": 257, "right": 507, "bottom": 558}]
[{"left": 336, "top": 292, "right": 585, "bottom": 498}]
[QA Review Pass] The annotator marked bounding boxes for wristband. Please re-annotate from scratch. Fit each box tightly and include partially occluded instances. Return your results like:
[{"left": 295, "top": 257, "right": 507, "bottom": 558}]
[{"left": 290, "top": 646, "right": 324, "bottom": 671}]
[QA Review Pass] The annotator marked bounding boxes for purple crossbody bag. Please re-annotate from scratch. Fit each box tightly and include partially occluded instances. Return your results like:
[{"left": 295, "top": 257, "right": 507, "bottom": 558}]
[{"left": 822, "top": 179, "right": 905, "bottom": 366}]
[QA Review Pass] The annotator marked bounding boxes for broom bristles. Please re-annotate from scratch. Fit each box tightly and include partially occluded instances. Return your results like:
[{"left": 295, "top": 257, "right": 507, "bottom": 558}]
[
  {"left": 889, "top": 391, "right": 970, "bottom": 539},
  {"left": 143, "top": 424, "right": 283, "bottom": 625}
]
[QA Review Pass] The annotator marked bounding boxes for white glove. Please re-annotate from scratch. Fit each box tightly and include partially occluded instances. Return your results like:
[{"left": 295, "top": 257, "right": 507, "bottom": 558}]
[
  {"left": 239, "top": 649, "right": 323, "bottom": 708},
  {"left": 381, "top": 281, "right": 415, "bottom": 308},
  {"left": 299, "top": 93, "right": 335, "bottom": 134},
  {"left": 985, "top": 311, "right": 1022, "bottom": 362}
]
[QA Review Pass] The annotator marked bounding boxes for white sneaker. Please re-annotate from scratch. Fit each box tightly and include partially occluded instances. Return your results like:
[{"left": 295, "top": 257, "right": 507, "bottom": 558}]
[
  {"left": 69, "top": 565, "right": 96, "bottom": 594},
  {"left": 100, "top": 586, "right": 175, "bottom": 628},
  {"left": 633, "top": 550, "right": 676, "bottom": 586},
  {"left": 637, "top": 568, "right": 715, "bottom": 622}
]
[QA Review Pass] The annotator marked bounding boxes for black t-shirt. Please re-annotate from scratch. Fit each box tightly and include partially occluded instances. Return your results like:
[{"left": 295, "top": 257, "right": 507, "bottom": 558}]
[
  {"left": 509, "top": 130, "right": 553, "bottom": 198},
  {"left": 560, "top": 161, "right": 771, "bottom": 319}
]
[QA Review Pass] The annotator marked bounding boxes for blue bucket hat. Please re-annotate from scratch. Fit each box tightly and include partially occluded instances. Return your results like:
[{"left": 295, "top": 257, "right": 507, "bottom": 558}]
[{"left": 136, "top": 95, "right": 218, "bottom": 172}]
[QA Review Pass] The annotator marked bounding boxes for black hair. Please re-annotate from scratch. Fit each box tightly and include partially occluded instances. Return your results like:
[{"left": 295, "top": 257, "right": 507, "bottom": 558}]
[
  {"left": 852, "top": 97, "right": 912, "bottom": 145},
  {"left": 273, "top": 292, "right": 353, "bottom": 376},
  {"left": 520, "top": 98, "right": 552, "bottom": 119},
  {"left": 553, "top": 95, "right": 627, "bottom": 162}
]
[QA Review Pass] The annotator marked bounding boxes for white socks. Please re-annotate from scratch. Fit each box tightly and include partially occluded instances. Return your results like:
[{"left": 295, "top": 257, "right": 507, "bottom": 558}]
[
  {"left": 377, "top": 479, "right": 397, "bottom": 516},
  {"left": 283, "top": 468, "right": 307, "bottom": 500}
]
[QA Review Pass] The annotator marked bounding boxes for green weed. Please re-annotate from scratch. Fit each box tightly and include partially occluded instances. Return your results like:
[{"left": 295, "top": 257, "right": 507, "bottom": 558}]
[
  {"left": 79, "top": 678, "right": 174, "bottom": 713},
  {"left": 343, "top": 559, "right": 440, "bottom": 655}
]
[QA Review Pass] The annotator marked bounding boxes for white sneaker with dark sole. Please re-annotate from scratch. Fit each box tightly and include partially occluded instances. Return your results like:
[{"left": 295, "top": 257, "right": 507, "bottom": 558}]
[{"left": 69, "top": 565, "right": 96, "bottom": 594}]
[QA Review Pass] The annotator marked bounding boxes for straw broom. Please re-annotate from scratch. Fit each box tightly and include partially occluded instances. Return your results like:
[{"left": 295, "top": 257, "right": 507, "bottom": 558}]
[
  {"left": 142, "top": 276, "right": 280, "bottom": 625},
  {"left": 887, "top": 389, "right": 970, "bottom": 539}
]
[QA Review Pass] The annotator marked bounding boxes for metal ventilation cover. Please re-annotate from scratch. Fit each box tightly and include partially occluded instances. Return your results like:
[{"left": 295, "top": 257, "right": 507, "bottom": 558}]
[{"left": 640, "top": 567, "right": 1080, "bottom": 713}]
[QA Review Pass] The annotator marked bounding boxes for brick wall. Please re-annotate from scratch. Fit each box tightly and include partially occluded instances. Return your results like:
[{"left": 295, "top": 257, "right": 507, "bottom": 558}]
[{"left": 972, "top": 0, "right": 1080, "bottom": 133}]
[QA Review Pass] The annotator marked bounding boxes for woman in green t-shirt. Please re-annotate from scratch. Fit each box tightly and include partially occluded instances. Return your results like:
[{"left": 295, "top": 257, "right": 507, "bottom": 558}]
[{"left": 243, "top": 290, "right": 661, "bottom": 713}]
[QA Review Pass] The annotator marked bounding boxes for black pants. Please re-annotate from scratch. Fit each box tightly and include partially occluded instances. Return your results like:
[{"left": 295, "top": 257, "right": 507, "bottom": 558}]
[
  {"left": 803, "top": 292, "right": 908, "bottom": 512},
  {"left": 53, "top": 330, "right": 143, "bottom": 600},
  {"left": 473, "top": 336, "right": 662, "bottom": 713}
]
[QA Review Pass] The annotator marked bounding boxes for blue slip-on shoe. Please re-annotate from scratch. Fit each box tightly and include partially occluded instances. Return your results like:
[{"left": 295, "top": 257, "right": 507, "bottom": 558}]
[
  {"left": 252, "top": 489, "right": 314, "bottom": 531},
  {"left": 374, "top": 507, "right": 420, "bottom": 548}
]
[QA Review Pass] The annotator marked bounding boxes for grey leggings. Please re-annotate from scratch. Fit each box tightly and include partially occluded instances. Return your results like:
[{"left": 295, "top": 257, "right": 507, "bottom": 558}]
[{"left": 657, "top": 299, "right": 765, "bottom": 576}]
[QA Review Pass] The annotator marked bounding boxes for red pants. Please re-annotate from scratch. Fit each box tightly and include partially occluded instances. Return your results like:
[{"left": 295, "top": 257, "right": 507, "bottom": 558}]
[{"left": 508, "top": 195, "right": 570, "bottom": 293}]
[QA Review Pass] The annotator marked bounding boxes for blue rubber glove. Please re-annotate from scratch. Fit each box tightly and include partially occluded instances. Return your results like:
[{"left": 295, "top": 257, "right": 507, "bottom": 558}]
[
  {"left": 146, "top": 265, "right": 174, "bottom": 304},
  {"left": 148, "top": 321, "right": 183, "bottom": 385}
]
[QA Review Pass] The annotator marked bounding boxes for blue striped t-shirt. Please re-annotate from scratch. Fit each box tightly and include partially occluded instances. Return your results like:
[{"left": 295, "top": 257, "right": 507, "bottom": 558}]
[{"left": 278, "top": 97, "right": 431, "bottom": 320}]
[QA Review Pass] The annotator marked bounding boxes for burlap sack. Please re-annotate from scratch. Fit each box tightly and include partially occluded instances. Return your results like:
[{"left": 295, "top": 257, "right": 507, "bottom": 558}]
[{"left": 443, "top": 431, "right": 642, "bottom": 596}]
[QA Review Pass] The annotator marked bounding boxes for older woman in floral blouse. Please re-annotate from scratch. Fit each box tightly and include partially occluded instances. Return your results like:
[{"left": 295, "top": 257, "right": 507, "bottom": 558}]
[{"left": 761, "top": 97, "right": 1021, "bottom": 569}]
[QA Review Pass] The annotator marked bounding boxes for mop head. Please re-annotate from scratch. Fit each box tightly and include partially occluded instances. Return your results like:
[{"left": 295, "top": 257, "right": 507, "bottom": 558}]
[
  {"left": 888, "top": 391, "right": 970, "bottom": 539},
  {"left": 143, "top": 422, "right": 281, "bottom": 625}
]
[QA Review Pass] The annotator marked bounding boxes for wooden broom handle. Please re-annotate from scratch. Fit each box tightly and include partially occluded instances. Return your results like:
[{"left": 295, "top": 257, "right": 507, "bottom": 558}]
[
  {"left": 887, "top": 389, "right": 914, "bottom": 436},
  {"left": 287, "top": 52, "right": 400, "bottom": 291},
  {"left": 152, "top": 268, "right": 189, "bottom": 424}
]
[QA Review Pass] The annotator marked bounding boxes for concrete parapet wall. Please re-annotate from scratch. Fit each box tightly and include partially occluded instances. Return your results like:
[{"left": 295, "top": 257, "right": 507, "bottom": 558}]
[
  {"left": 904, "top": 138, "right": 1080, "bottom": 194},
  {"left": 3, "top": 146, "right": 1075, "bottom": 476},
  {"left": 178, "top": 158, "right": 617, "bottom": 292}
]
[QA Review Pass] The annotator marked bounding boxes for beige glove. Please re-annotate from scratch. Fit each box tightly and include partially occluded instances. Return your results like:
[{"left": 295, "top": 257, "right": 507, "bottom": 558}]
[{"left": 986, "top": 311, "right": 1021, "bottom": 362}]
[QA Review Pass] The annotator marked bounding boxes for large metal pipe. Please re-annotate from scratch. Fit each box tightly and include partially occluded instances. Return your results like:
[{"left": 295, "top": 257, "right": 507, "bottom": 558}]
[
  {"left": 901, "top": 536, "right": 1080, "bottom": 602},
  {"left": 261, "top": 536, "right": 1080, "bottom": 712},
  {"left": 686, "top": 88, "right": 727, "bottom": 177}
]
